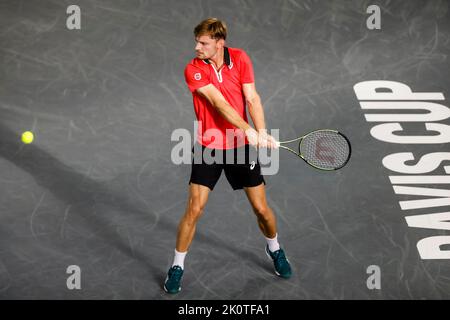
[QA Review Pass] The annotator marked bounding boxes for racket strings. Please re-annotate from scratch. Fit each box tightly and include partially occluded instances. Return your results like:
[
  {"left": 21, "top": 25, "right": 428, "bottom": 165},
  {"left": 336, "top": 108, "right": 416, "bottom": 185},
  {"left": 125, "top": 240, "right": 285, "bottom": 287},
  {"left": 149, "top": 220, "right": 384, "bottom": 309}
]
[{"left": 300, "top": 131, "right": 350, "bottom": 170}]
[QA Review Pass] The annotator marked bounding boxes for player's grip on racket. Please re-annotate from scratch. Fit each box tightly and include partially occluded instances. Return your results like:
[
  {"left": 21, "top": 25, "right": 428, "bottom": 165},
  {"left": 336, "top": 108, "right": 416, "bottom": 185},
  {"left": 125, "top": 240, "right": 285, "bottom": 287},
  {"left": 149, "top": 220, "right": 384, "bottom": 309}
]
[{"left": 276, "top": 129, "right": 351, "bottom": 171}]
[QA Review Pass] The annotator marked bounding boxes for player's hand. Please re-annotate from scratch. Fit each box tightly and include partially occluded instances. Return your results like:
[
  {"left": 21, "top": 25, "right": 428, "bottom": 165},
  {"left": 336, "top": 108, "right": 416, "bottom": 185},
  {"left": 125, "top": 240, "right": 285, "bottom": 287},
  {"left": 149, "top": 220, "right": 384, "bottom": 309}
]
[
  {"left": 245, "top": 128, "right": 259, "bottom": 147},
  {"left": 258, "top": 130, "right": 279, "bottom": 149},
  {"left": 267, "top": 134, "right": 279, "bottom": 149}
]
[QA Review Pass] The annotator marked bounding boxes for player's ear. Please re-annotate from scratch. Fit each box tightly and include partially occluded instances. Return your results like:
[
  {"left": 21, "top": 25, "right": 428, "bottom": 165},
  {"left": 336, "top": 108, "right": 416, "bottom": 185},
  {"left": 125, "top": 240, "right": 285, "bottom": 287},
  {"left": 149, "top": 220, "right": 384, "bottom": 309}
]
[{"left": 217, "top": 38, "right": 225, "bottom": 48}]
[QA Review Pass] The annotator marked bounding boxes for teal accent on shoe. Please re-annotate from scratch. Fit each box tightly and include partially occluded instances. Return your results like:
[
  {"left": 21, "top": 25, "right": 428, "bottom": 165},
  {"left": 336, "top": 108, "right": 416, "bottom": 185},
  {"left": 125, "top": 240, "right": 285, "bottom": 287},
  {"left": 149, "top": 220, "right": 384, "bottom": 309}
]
[
  {"left": 265, "top": 245, "right": 292, "bottom": 279},
  {"left": 164, "top": 265, "right": 184, "bottom": 294}
]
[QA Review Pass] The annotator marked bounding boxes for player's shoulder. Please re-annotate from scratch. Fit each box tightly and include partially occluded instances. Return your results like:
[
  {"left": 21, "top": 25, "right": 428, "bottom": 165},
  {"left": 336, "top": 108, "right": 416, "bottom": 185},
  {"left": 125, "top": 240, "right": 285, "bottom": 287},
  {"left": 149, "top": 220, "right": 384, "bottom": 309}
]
[
  {"left": 228, "top": 47, "right": 248, "bottom": 59},
  {"left": 227, "top": 47, "right": 252, "bottom": 66},
  {"left": 185, "top": 57, "right": 209, "bottom": 72}
]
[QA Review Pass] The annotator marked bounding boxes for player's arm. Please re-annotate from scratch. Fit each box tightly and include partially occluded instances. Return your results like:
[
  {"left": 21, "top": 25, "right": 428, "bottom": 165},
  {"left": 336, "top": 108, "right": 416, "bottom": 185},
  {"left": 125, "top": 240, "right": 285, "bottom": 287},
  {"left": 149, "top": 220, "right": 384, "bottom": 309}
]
[
  {"left": 243, "top": 83, "right": 266, "bottom": 132},
  {"left": 196, "top": 84, "right": 259, "bottom": 145},
  {"left": 243, "top": 83, "right": 278, "bottom": 148}
]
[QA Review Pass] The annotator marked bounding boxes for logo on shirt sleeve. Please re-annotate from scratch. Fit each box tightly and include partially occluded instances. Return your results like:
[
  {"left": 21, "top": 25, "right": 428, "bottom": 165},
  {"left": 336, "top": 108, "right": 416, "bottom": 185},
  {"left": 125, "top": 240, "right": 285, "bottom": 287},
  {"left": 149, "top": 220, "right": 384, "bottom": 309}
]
[{"left": 194, "top": 73, "right": 202, "bottom": 81}]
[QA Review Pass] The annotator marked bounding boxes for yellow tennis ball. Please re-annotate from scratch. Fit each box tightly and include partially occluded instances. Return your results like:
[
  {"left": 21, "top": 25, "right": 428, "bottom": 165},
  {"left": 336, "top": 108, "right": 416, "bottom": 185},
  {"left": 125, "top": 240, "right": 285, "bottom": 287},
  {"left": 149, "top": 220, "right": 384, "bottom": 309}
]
[{"left": 21, "top": 131, "right": 34, "bottom": 144}]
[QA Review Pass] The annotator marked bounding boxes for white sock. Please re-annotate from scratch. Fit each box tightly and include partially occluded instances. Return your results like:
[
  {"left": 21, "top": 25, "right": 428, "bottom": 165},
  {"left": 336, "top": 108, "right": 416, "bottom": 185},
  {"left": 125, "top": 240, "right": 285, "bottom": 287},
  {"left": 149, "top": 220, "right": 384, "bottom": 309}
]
[
  {"left": 265, "top": 233, "right": 280, "bottom": 252},
  {"left": 172, "top": 249, "right": 187, "bottom": 270}
]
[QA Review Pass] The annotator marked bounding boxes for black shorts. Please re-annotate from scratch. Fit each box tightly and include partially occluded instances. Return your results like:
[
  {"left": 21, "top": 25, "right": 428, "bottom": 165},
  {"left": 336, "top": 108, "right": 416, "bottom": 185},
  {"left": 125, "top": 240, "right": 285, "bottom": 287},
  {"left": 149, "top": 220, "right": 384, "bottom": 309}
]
[{"left": 189, "top": 144, "right": 266, "bottom": 191}]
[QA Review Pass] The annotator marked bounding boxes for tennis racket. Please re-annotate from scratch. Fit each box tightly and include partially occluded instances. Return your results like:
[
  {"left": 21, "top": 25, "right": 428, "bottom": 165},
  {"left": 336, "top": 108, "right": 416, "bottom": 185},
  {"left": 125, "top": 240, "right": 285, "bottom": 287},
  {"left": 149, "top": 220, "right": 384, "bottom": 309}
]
[{"left": 276, "top": 129, "right": 351, "bottom": 171}]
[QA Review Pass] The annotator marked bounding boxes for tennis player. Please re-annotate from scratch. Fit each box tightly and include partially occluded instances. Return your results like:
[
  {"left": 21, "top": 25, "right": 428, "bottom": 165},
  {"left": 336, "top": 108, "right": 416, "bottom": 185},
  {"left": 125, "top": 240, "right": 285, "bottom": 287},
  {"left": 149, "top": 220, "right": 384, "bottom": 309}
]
[{"left": 164, "top": 18, "right": 292, "bottom": 294}]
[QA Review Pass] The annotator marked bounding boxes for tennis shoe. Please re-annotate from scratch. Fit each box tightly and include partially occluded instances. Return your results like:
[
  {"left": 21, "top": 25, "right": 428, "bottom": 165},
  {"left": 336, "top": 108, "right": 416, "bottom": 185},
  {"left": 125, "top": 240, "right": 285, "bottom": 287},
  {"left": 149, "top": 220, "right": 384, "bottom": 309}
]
[
  {"left": 164, "top": 265, "right": 183, "bottom": 294},
  {"left": 265, "top": 245, "right": 292, "bottom": 279}
]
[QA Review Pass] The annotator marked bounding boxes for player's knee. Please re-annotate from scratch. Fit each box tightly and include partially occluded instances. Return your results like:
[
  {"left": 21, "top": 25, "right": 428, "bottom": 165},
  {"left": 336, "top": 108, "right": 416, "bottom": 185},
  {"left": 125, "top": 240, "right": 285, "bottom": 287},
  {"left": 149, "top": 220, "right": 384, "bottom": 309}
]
[
  {"left": 253, "top": 205, "right": 271, "bottom": 221},
  {"left": 187, "top": 202, "right": 205, "bottom": 221}
]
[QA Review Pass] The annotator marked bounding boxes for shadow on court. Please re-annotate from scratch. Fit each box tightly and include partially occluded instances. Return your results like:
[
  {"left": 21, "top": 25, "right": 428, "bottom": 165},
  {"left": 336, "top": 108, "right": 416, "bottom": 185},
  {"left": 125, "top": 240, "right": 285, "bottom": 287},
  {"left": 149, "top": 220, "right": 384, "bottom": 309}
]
[{"left": 0, "top": 122, "right": 264, "bottom": 296}]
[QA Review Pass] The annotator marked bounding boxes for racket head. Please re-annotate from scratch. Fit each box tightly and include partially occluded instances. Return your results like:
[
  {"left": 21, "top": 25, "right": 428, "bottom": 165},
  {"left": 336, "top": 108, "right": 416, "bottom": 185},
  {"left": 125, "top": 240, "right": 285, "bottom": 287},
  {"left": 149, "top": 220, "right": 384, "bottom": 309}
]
[{"left": 299, "top": 129, "right": 351, "bottom": 170}]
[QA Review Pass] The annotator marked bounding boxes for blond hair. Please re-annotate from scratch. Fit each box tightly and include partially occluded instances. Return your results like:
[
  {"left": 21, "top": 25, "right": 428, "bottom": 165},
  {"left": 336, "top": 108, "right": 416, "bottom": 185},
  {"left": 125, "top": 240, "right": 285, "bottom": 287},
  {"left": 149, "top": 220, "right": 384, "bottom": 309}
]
[{"left": 194, "top": 18, "right": 227, "bottom": 40}]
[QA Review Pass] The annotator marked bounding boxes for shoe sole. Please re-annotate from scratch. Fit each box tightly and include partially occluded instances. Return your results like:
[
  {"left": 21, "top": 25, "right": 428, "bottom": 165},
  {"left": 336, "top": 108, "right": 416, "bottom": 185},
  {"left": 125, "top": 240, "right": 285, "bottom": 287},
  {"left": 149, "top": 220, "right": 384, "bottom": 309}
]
[{"left": 265, "top": 247, "right": 291, "bottom": 278}]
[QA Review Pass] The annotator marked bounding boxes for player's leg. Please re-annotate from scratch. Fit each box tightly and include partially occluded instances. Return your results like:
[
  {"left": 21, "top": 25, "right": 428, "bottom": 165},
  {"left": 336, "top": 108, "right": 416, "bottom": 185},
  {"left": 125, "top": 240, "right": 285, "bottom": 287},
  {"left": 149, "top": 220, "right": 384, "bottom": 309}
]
[
  {"left": 224, "top": 145, "right": 276, "bottom": 238},
  {"left": 224, "top": 145, "right": 292, "bottom": 279},
  {"left": 164, "top": 145, "right": 222, "bottom": 294},
  {"left": 244, "top": 183, "right": 292, "bottom": 279},
  {"left": 176, "top": 182, "right": 211, "bottom": 253},
  {"left": 243, "top": 183, "right": 277, "bottom": 239},
  {"left": 164, "top": 183, "right": 211, "bottom": 294}
]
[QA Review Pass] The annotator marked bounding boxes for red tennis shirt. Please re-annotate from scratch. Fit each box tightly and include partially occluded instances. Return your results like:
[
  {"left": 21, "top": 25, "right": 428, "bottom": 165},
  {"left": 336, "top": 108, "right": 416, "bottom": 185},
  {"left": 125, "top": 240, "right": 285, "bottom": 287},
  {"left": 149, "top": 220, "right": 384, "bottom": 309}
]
[{"left": 184, "top": 47, "right": 255, "bottom": 149}]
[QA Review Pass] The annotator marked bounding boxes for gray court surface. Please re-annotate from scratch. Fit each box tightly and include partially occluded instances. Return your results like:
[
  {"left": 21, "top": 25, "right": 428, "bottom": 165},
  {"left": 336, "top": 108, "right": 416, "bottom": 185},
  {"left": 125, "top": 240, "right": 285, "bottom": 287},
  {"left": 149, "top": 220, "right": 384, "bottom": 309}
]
[{"left": 1, "top": 0, "right": 450, "bottom": 299}]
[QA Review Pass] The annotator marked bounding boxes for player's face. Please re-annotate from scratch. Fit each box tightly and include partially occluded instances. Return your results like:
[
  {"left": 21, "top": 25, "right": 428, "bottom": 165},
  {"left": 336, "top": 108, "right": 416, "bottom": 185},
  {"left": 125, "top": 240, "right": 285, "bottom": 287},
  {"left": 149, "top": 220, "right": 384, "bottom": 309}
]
[{"left": 195, "top": 35, "right": 223, "bottom": 60}]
